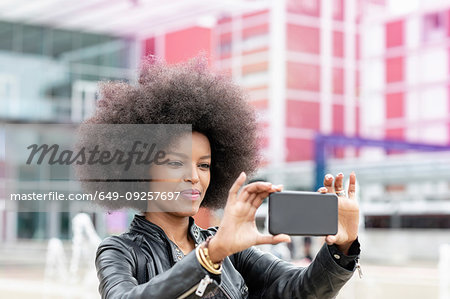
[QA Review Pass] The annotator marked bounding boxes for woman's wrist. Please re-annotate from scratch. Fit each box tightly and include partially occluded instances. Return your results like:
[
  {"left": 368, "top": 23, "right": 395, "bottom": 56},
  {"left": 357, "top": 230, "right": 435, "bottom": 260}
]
[
  {"left": 207, "top": 235, "right": 230, "bottom": 263},
  {"left": 335, "top": 238, "right": 357, "bottom": 255},
  {"left": 335, "top": 243, "right": 351, "bottom": 255},
  {"left": 196, "top": 238, "right": 223, "bottom": 275}
]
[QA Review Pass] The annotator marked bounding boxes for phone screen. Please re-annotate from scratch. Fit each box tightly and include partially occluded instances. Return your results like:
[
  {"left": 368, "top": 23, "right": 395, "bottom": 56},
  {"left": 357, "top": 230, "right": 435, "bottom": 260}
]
[{"left": 268, "top": 191, "right": 338, "bottom": 236}]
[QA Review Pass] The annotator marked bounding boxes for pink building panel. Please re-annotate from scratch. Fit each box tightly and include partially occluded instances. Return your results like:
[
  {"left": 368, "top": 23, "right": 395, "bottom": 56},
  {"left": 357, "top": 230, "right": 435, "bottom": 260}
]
[
  {"left": 143, "top": 37, "right": 155, "bottom": 57},
  {"left": 242, "top": 23, "right": 269, "bottom": 38},
  {"left": 242, "top": 9, "right": 269, "bottom": 20},
  {"left": 386, "top": 56, "right": 404, "bottom": 83},
  {"left": 164, "top": 27, "right": 212, "bottom": 64},
  {"left": 386, "top": 128, "right": 404, "bottom": 140},
  {"left": 286, "top": 138, "right": 314, "bottom": 161},
  {"left": 386, "top": 92, "right": 404, "bottom": 119},
  {"left": 333, "top": 104, "right": 344, "bottom": 134},
  {"left": 386, "top": 20, "right": 404, "bottom": 48},
  {"left": 333, "top": 68, "right": 344, "bottom": 95},
  {"left": 287, "top": 62, "right": 321, "bottom": 91},
  {"left": 287, "top": 0, "right": 320, "bottom": 17},
  {"left": 333, "top": 31, "right": 344, "bottom": 58},
  {"left": 287, "top": 24, "right": 320, "bottom": 54},
  {"left": 333, "top": 0, "right": 344, "bottom": 21},
  {"left": 286, "top": 100, "right": 320, "bottom": 130}
]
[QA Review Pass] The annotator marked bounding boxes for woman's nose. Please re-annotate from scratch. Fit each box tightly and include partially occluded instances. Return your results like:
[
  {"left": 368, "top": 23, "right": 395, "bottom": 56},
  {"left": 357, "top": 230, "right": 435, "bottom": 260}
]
[{"left": 183, "top": 164, "right": 200, "bottom": 184}]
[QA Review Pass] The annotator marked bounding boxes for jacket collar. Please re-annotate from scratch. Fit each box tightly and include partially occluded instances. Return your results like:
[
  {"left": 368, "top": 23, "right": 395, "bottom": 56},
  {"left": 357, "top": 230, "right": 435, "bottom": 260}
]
[{"left": 129, "top": 214, "right": 203, "bottom": 245}]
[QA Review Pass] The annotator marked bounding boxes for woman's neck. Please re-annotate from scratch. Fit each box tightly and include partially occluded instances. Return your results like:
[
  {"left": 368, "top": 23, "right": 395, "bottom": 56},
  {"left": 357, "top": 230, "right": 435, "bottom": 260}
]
[{"left": 144, "top": 212, "right": 191, "bottom": 247}]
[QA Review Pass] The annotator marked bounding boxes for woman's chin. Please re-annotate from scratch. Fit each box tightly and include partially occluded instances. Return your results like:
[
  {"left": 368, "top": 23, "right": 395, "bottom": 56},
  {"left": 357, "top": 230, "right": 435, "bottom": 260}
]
[{"left": 172, "top": 205, "right": 200, "bottom": 217}]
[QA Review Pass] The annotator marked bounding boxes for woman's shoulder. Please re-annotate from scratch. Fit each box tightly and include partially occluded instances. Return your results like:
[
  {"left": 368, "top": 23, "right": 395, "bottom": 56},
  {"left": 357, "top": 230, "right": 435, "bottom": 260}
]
[{"left": 97, "top": 232, "right": 141, "bottom": 252}]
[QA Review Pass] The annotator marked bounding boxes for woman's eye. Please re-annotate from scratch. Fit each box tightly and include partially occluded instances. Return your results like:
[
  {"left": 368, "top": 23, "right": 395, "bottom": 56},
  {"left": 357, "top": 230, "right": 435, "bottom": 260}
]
[
  {"left": 167, "top": 161, "right": 184, "bottom": 167},
  {"left": 199, "top": 163, "right": 210, "bottom": 170}
]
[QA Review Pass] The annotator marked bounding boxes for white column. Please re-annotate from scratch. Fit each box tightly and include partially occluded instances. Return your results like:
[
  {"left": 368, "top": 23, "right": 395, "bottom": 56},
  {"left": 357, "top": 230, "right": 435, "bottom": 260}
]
[
  {"left": 130, "top": 37, "right": 141, "bottom": 82},
  {"left": 6, "top": 211, "right": 16, "bottom": 242},
  {"left": 0, "top": 209, "right": 4, "bottom": 242},
  {"left": 439, "top": 244, "right": 450, "bottom": 299},
  {"left": 155, "top": 31, "right": 165, "bottom": 59},
  {"left": 344, "top": 0, "right": 357, "bottom": 156},
  {"left": 320, "top": 0, "right": 333, "bottom": 135},
  {"left": 231, "top": 14, "right": 243, "bottom": 82},
  {"left": 268, "top": 0, "right": 287, "bottom": 166}
]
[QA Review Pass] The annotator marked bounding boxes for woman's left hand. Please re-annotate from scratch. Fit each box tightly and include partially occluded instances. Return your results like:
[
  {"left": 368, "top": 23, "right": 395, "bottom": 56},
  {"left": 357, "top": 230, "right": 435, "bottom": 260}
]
[{"left": 318, "top": 172, "right": 359, "bottom": 255}]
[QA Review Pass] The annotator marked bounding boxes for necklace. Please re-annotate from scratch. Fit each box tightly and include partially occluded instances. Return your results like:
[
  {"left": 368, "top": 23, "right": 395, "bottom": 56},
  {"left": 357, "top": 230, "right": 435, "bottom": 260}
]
[{"left": 170, "top": 239, "right": 186, "bottom": 261}]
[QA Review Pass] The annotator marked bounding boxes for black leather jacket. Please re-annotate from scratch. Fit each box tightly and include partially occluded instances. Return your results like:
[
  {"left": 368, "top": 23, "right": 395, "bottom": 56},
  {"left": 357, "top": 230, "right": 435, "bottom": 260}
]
[{"left": 96, "top": 214, "right": 360, "bottom": 299}]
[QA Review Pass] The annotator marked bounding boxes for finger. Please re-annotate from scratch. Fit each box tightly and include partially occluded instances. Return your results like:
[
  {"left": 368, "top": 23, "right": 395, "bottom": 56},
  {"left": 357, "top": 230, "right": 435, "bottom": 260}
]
[
  {"left": 228, "top": 172, "right": 246, "bottom": 202},
  {"left": 325, "top": 235, "right": 337, "bottom": 245},
  {"left": 334, "top": 173, "right": 344, "bottom": 192},
  {"left": 317, "top": 187, "right": 327, "bottom": 194},
  {"left": 242, "top": 181, "right": 273, "bottom": 194},
  {"left": 323, "top": 174, "right": 334, "bottom": 193},
  {"left": 271, "top": 184, "right": 283, "bottom": 192},
  {"left": 251, "top": 184, "right": 282, "bottom": 206},
  {"left": 347, "top": 171, "right": 356, "bottom": 200},
  {"left": 247, "top": 193, "right": 257, "bottom": 206},
  {"left": 250, "top": 191, "right": 270, "bottom": 208},
  {"left": 239, "top": 183, "right": 272, "bottom": 204},
  {"left": 256, "top": 233, "right": 291, "bottom": 245}
]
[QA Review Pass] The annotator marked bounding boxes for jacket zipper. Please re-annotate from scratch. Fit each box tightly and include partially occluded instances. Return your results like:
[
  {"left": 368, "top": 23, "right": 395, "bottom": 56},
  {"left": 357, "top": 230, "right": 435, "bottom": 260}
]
[
  {"left": 355, "top": 258, "right": 363, "bottom": 278},
  {"left": 177, "top": 275, "right": 213, "bottom": 299},
  {"left": 218, "top": 284, "right": 233, "bottom": 299}
]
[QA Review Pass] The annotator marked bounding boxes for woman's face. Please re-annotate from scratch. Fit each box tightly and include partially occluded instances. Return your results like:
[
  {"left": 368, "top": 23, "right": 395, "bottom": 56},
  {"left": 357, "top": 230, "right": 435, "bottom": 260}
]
[{"left": 147, "top": 131, "right": 211, "bottom": 217}]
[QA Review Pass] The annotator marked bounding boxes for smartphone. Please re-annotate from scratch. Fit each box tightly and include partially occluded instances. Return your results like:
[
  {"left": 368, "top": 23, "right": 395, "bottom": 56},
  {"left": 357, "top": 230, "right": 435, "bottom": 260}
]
[{"left": 268, "top": 191, "right": 338, "bottom": 236}]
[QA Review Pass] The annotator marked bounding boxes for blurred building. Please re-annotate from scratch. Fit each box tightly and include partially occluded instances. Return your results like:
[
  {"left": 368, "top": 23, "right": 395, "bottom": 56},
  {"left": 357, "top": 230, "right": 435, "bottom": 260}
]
[
  {"left": 359, "top": 0, "right": 450, "bottom": 233},
  {"left": 0, "top": 19, "right": 136, "bottom": 241},
  {"left": 0, "top": 0, "right": 449, "bottom": 262},
  {"left": 0, "top": 0, "right": 272, "bottom": 241},
  {"left": 142, "top": 0, "right": 368, "bottom": 186},
  {"left": 139, "top": 0, "right": 450, "bottom": 261}
]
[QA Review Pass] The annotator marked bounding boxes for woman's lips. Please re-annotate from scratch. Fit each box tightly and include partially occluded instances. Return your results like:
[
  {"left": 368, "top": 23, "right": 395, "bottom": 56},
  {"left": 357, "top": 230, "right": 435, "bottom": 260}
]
[{"left": 180, "top": 189, "right": 201, "bottom": 200}]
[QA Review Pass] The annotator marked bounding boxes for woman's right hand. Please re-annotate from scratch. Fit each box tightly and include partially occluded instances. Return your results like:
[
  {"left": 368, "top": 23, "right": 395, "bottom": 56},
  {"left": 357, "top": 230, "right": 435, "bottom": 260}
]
[{"left": 208, "top": 172, "right": 291, "bottom": 263}]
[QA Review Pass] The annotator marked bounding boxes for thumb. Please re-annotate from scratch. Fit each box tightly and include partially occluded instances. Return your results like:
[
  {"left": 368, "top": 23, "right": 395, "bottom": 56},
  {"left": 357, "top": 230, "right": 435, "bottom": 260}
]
[
  {"left": 325, "top": 235, "right": 337, "bottom": 245},
  {"left": 256, "top": 233, "right": 291, "bottom": 245}
]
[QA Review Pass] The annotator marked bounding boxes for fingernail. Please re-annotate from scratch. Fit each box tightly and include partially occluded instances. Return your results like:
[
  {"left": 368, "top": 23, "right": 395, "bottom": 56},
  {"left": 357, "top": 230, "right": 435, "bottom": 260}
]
[
  {"left": 337, "top": 172, "right": 343, "bottom": 177},
  {"left": 325, "top": 174, "right": 333, "bottom": 180}
]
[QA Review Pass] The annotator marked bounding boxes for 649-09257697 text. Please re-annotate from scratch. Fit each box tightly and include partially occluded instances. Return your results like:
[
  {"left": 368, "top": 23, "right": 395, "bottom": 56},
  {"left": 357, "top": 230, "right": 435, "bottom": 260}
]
[{"left": 9, "top": 191, "right": 181, "bottom": 201}]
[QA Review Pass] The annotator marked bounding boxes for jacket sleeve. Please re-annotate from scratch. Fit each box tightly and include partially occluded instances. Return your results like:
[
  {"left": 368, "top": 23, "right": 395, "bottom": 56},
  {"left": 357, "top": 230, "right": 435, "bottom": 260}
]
[
  {"left": 231, "top": 242, "right": 358, "bottom": 299},
  {"left": 95, "top": 236, "right": 219, "bottom": 299}
]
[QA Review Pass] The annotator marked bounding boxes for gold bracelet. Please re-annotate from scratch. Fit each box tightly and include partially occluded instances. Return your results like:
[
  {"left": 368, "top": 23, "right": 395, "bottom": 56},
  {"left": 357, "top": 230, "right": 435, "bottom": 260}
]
[
  {"left": 200, "top": 246, "right": 222, "bottom": 271},
  {"left": 201, "top": 246, "right": 221, "bottom": 270},
  {"left": 195, "top": 246, "right": 208, "bottom": 269},
  {"left": 196, "top": 246, "right": 222, "bottom": 275},
  {"left": 203, "top": 236, "right": 223, "bottom": 267}
]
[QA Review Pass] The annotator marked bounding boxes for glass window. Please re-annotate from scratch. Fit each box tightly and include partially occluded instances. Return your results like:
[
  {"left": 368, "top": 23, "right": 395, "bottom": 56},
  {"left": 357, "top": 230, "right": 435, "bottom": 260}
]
[
  {"left": 423, "top": 12, "right": 446, "bottom": 42},
  {"left": 51, "top": 29, "right": 74, "bottom": 58},
  {"left": 17, "top": 212, "right": 47, "bottom": 239},
  {"left": 22, "top": 25, "right": 45, "bottom": 55},
  {"left": 0, "top": 21, "right": 14, "bottom": 51}
]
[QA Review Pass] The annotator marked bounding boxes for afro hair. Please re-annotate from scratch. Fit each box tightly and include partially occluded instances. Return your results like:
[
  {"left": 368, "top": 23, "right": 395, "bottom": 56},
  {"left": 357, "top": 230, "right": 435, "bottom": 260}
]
[{"left": 79, "top": 56, "right": 261, "bottom": 211}]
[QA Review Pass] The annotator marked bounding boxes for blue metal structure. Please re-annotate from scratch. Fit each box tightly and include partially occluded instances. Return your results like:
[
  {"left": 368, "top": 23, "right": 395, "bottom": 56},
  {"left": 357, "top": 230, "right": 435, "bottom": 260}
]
[{"left": 314, "top": 134, "right": 450, "bottom": 191}]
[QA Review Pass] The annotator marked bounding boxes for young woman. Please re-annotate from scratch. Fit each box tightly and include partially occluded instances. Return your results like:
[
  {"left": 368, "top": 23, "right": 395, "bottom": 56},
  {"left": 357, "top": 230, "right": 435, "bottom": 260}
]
[{"left": 89, "top": 57, "right": 360, "bottom": 298}]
